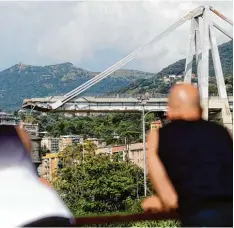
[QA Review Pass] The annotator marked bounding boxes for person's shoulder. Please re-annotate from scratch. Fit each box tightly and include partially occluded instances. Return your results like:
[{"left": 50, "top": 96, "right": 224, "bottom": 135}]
[
  {"left": 201, "top": 119, "right": 225, "bottom": 129},
  {"left": 160, "top": 120, "right": 182, "bottom": 130},
  {"left": 201, "top": 119, "right": 231, "bottom": 135}
]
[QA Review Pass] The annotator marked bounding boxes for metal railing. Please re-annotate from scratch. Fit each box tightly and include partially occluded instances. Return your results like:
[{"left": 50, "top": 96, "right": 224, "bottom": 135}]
[
  {"left": 75, "top": 211, "right": 179, "bottom": 225},
  {"left": 94, "top": 93, "right": 169, "bottom": 99}
]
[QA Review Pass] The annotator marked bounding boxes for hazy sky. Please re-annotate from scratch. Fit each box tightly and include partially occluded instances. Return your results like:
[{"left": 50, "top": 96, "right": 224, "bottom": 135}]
[{"left": 0, "top": 1, "right": 232, "bottom": 73}]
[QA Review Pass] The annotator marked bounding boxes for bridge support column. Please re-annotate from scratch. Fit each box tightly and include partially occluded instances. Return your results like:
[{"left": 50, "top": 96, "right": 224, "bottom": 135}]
[
  {"left": 195, "top": 17, "right": 202, "bottom": 95},
  {"left": 201, "top": 99, "right": 209, "bottom": 120},
  {"left": 221, "top": 99, "right": 233, "bottom": 133},
  {"left": 200, "top": 6, "right": 210, "bottom": 103},
  {"left": 184, "top": 18, "right": 196, "bottom": 83},
  {"left": 187, "top": 6, "right": 233, "bottom": 130}
]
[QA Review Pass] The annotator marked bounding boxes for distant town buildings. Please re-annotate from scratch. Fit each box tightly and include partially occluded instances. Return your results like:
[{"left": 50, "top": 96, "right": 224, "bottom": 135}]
[
  {"left": 41, "top": 137, "right": 60, "bottom": 153},
  {"left": 163, "top": 77, "right": 171, "bottom": 83},
  {"left": 59, "top": 135, "right": 82, "bottom": 152},
  {"left": 41, "top": 135, "right": 107, "bottom": 154},
  {"left": 41, "top": 142, "right": 147, "bottom": 182},
  {"left": 86, "top": 137, "right": 106, "bottom": 148},
  {"left": 128, "top": 143, "right": 145, "bottom": 169},
  {"left": 41, "top": 153, "right": 59, "bottom": 182},
  {"left": 30, "top": 135, "right": 42, "bottom": 172},
  {"left": 169, "top": 75, "right": 176, "bottom": 79},
  {"left": 163, "top": 74, "right": 184, "bottom": 84},
  {"left": 22, "top": 122, "right": 39, "bottom": 136},
  {"left": 0, "top": 112, "right": 20, "bottom": 125}
]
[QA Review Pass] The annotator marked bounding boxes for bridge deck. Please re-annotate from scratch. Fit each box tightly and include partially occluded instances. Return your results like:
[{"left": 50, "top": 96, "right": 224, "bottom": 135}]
[{"left": 22, "top": 96, "right": 233, "bottom": 113}]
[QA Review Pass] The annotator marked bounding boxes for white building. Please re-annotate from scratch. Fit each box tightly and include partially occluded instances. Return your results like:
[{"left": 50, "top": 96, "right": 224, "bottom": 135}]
[
  {"left": 169, "top": 75, "right": 176, "bottom": 79},
  {"left": 0, "top": 112, "right": 19, "bottom": 125},
  {"left": 41, "top": 137, "right": 60, "bottom": 153},
  {"left": 22, "top": 122, "right": 39, "bottom": 136}
]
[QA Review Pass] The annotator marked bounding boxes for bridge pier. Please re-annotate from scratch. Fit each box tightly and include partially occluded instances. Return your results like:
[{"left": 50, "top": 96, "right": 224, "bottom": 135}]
[
  {"left": 201, "top": 99, "right": 209, "bottom": 120},
  {"left": 203, "top": 98, "right": 233, "bottom": 133},
  {"left": 185, "top": 5, "right": 233, "bottom": 131},
  {"left": 221, "top": 99, "right": 233, "bottom": 133}
]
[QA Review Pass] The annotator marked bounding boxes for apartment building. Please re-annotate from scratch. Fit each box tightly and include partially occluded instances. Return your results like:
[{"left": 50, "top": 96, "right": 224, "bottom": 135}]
[
  {"left": 87, "top": 137, "right": 106, "bottom": 148},
  {"left": 59, "top": 135, "right": 81, "bottom": 152},
  {"left": 30, "top": 135, "right": 42, "bottom": 175},
  {"left": 95, "top": 143, "right": 147, "bottom": 169},
  {"left": 96, "top": 147, "right": 112, "bottom": 155},
  {"left": 41, "top": 137, "right": 60, "bottom": 153},
  {"left": 128, "top": 143, "right": 144, "bottom": 169},
  {"left": 41, "top": 153, "right": 59, "bottom": 182},
  {"left": 22, "top": 122, "right": 39, "bottom": 136},
  {"left": 0, "top": 112, "right": 19, "bottom": 125},
  {"left": 169, "top": 75, "right": 176, "bottom": 79}
]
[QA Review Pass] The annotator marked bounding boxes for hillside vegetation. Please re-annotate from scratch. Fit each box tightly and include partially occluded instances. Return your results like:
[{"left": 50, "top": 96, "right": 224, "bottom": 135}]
[
  {"left": 122, "top": 40, "right": 233, "bottom": 95},
  {"left": 0, "top": 63, "right": 154, "bottom": 110}
]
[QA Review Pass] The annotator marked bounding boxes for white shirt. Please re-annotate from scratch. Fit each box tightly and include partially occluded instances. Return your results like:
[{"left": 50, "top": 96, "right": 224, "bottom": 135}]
[{"left": 0, "top": 165, "right": 73, "bottom": 228}]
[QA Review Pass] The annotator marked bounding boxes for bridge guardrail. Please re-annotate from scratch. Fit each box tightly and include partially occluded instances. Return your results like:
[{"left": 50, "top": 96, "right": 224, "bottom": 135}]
[
  {"left": 93, "top": 93, "right": 169, "bottom": 98},
  {"left": 90, "top": 93, "right": 233, "bottom": 99}
]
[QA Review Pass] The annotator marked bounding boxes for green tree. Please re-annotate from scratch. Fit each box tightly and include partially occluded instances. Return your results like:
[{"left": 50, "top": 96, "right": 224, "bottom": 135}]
[
  {"left": 40, "top": 145, "right": 50, "bottom": 156},
  {"left": 58, "top": 141, "right": 97, "bottom": 168},
  {"left": 24, "top": 115, "right": 38, "bottom": 124},
  {"left": 54, "top": 154, "right": 148, "bottom": 215},
  {"left": 209, "top": 84, "right": 218, "bottom": 94},
  {"left": 54, "top": 153, "right": 179, "bottom": 227}
]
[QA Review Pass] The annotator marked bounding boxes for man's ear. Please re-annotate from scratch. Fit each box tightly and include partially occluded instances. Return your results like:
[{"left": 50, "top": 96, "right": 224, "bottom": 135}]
[{"left": 15, "top": 127, "right": 32, "bottom": 153}]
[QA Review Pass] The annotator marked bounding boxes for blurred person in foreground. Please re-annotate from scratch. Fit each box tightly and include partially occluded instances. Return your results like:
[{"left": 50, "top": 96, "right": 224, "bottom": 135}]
[
  {"left": 0, "top": 124, "right": 74, "bottom": 227},
  {"left": 142, "top": 84, "right": 233, "bottom": 227},
  {"left": 18, "top": 120, "right": 51, "bottom": 188}
]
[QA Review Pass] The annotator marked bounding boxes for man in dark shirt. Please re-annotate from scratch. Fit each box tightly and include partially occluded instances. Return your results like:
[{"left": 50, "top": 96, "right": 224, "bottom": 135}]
[{"left": 142, "top": 84, "right": 233, "bottom": 227}]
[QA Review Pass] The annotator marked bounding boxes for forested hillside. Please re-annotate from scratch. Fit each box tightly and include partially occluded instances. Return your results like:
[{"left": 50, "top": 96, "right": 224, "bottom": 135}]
[
  {"left": 0, "top": 63, "right": 154, "bottom": 110},
  {"left": 122, "top": 40, "right": 233, "bottom": 95}
]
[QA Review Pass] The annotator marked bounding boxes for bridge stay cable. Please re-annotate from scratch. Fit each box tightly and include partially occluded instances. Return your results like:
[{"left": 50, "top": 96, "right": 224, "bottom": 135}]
[
  {"left": 212, "top": 22, "right": 233, "bottom": 39},
  {"left": 50, "top": 6, "right": 205, "bottom": 110}
]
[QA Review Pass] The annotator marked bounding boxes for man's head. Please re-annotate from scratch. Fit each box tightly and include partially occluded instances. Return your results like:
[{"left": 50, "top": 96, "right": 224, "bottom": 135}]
[{"left": 167, "top": 84, "right": 202, "bottom": 121}]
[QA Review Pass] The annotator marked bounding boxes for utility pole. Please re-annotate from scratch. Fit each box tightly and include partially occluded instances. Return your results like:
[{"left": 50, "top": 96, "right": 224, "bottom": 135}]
[
  {"left": 142, "top": 105, "right": 147, "bottom": 197},
  {"left": 137, "top": 93, "right": 150, "bottom": 197}
]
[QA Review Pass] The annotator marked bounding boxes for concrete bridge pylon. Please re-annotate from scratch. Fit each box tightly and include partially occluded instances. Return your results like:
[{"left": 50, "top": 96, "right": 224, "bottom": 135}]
[{"left": 183, "top": 5, "right": 233, "bottom": 132}]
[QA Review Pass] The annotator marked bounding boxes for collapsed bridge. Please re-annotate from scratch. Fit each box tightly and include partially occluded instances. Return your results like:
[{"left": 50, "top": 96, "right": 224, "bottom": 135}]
[{"left": 22, "top": 5, "right": 233, "bottom": 132}]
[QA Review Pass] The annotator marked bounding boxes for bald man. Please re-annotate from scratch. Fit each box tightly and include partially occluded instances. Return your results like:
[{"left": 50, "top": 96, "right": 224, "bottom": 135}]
[{"left": 143, "top": 84, "right": 233, "bottom": 227}]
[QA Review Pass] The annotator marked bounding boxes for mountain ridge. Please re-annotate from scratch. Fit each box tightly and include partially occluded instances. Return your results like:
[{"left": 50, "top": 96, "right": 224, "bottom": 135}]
[
  {"left": 0, "top": 40, "right": 232, "bottom": 111},
  {"left": 0, "top": 62, "right": 156, "bottom": 110}
]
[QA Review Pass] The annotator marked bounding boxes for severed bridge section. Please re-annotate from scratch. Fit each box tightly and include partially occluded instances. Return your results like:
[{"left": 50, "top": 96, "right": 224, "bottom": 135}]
[
  {"left": 23, "top": 95, "right": 233, "bottom": 114},
  {"left": 21, "top": 5, "right": 233, "bottom": 132}
]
